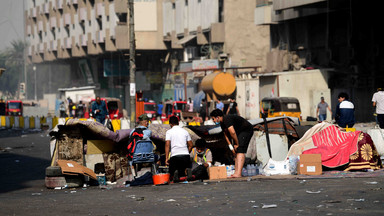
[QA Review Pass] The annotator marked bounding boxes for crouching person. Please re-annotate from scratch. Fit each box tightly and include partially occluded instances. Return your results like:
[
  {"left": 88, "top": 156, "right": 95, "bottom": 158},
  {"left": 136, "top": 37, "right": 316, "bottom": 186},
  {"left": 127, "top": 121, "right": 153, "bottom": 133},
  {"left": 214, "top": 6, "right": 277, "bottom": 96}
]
[
  {"left": 165, "top": 116, "right": 193, "bottom": 182},
  {"left": 190, "top": 139, "right": 212, "bottom": 180}
]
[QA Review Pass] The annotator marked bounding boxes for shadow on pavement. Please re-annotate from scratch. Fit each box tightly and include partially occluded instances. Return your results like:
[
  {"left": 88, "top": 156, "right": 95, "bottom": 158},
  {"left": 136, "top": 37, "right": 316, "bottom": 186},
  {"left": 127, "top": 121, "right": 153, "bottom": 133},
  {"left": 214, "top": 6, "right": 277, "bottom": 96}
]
[{"left": 0, "top": 152, "right": 50, "bottom": 193}]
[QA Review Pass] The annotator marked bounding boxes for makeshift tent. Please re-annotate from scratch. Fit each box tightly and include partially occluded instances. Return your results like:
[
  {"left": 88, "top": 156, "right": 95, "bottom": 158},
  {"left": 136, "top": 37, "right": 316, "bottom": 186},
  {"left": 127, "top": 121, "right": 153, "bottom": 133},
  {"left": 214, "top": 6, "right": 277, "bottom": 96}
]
[{"left": 287, "top": 122, "right": 382, "bottom": 171}]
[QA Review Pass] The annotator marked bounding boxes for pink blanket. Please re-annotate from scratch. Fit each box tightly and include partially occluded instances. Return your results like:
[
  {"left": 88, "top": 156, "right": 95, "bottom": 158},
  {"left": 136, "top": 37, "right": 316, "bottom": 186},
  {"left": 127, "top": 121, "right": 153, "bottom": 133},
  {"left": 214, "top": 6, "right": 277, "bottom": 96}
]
[{"left": 303, "top": 125, "right": 361, "bottom": 168}]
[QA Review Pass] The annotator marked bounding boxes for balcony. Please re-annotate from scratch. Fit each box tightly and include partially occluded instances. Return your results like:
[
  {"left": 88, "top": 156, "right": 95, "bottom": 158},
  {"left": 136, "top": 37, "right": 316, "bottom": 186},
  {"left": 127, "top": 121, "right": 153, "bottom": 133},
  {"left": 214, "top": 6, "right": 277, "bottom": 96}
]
[
  {"left": 50, "top": 41, "right": 58, "bottom": 51},
  {"left": 50, "top": 17, "right": 57, "bottom": 29},
  {"left": 38, "top": 44, "right": 45, "bottom": 53},
  {"left": 38, "top": 21, "right": 43, "bottom": 32},
  {"left": 79, "top": 7, "right": 86, "bottom": 22},
  {"left": 95, "top": 2, "right": 104, "bottom": 18},
  {"left": 64, "top": 38, "right": 72, "bottom": 49},
  {"left": 96, "top": 31, "right": 104, "bottom": 43},
  {"left": 43, "top": 3, "right": 50, "bottom": 14},
  {"left": 64, "top": 13, "right": 71, "bottom": 26},
  {"left": 79, "top": 34, "right": 87, "bottom": 47}
]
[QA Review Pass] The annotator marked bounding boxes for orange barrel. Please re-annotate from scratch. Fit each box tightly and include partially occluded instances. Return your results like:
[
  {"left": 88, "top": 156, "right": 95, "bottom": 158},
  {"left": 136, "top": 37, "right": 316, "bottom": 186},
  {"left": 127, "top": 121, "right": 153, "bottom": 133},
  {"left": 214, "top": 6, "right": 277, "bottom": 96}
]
[
  {"left": 152, "top": 173, "right": 170, "bottom": 185},
  {"left": 201, "top": 72, "right": 236, "bottom": 96}
]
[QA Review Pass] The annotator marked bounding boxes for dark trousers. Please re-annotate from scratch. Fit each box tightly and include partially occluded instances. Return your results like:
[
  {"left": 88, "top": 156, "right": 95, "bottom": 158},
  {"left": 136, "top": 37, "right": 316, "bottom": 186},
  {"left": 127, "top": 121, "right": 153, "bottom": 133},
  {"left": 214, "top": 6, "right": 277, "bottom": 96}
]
[
  {"left": 169, "top": 155, "right": 190, "bottom": 178},
  {"left": 192, "top": 164, "right": 209, "bottom": 180},
  {"left": 378, "top": 114, "right": 384, "bottom": 129}
]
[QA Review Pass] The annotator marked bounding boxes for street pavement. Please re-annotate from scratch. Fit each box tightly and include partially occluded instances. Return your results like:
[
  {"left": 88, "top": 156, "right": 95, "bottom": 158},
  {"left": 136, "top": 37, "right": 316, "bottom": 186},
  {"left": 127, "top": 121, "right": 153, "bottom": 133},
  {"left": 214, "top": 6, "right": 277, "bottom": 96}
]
[{"left": 1, "top": 127, "right": 384, "bottom": 216}]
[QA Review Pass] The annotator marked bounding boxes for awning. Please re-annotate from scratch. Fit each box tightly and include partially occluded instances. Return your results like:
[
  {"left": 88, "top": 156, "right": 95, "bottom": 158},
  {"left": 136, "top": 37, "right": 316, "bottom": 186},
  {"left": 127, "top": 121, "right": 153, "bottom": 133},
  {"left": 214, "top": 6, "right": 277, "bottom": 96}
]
[{"left": 176, "top": 35, "right": 197, "bottom": 45}]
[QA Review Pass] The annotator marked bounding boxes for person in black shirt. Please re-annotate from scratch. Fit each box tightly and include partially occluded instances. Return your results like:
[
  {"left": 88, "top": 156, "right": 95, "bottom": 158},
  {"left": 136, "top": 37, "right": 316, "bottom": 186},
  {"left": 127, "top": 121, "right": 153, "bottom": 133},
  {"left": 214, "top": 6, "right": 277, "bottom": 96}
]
[
  {"left": 210, "top": 109, "right": 253, "bottom": 178},
  {"left": 226, "top": 98, "right": 239, "bottom": 115}
]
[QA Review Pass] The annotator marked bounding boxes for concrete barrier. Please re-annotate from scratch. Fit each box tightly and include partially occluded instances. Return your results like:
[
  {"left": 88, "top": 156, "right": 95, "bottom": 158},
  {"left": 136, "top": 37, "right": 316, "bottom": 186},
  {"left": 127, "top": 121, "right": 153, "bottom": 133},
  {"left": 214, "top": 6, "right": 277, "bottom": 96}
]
[{"left": 0, "top": 116, "right": 133, "bottom": 131}]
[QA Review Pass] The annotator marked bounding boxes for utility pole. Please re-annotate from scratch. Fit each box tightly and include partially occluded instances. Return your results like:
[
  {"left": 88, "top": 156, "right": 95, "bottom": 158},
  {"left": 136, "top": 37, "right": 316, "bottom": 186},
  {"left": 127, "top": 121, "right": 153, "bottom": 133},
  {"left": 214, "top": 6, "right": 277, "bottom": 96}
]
[{"left": 128, "top": 0, "right": 136, "bottom": 128}]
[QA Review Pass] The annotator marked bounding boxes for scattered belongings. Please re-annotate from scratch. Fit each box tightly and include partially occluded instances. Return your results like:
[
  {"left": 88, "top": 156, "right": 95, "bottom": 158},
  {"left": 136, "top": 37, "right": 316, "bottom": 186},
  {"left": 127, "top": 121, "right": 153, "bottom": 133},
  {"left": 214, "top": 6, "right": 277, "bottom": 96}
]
[{"left": 45, "top": 117, "right": 384, "bottom": 189}]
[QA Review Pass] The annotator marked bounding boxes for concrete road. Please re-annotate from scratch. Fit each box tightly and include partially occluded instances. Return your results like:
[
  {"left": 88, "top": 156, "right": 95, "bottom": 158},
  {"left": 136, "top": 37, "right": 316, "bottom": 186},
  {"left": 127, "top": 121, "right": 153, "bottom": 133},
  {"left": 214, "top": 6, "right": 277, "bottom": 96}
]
[{"left": 1, "top": 129, "right": 384, "bottom": 216}]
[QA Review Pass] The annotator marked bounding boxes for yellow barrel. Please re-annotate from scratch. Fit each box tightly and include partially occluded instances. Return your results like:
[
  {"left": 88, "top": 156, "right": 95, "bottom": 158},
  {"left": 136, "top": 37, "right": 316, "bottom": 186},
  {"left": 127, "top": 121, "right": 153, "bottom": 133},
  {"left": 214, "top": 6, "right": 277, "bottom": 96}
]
[{"left": 201, "top": 72, "right": 236, "bottom": 96}]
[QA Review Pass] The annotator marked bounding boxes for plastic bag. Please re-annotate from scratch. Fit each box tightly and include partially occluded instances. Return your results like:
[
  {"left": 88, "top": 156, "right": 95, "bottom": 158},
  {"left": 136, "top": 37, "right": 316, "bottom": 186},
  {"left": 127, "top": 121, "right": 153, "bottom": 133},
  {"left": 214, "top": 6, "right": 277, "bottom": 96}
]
[{"left": 263, "top": 158, "right": 290, "bottom": 176}]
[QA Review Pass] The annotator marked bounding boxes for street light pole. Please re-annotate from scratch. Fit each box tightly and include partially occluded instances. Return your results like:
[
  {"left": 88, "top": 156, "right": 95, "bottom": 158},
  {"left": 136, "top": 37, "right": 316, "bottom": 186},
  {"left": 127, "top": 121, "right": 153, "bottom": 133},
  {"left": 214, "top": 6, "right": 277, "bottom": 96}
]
[
  {"left": 33, "top": 65, "right": 37, "bottom": 101},
  {"left": 128, "top": 0, "right": 136, "bottom": 128}
]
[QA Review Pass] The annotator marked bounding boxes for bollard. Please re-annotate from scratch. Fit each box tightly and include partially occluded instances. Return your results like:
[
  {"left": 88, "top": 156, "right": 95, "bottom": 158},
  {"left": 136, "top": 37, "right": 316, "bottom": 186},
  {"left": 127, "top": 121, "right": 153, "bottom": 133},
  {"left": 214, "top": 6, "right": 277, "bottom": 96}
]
[
  {"left": 29, "top": 116, "right": 35, "bottom": 129},
  {"left": 19, "top": 116, "right": 24, "bottom": 129},
  {"left": 24, "top": 116, "right": 29, "bottom": 129},
  {"left": 35, "top": 116, "right": 41, "bottom": 129},
  {"left": 14, "top": 117, "right": 19, "bottom": 128},
  {"left": 0, "top": 116, "right": 4, "bottom": 127},
  {"left": 9, "top": 116, "right": 15, "bottom": 128},
  {"left": 111, "top": 119, "right": 121, "bottom": 131},
  {"left": 52, "top": 116, "right": 59, "bottom": 129},
  {"left": 120, "top": 119, "right": 130, "bottom": 129},
  {"left": 5, "top": 116, "right": 10, "bottom": 128}
]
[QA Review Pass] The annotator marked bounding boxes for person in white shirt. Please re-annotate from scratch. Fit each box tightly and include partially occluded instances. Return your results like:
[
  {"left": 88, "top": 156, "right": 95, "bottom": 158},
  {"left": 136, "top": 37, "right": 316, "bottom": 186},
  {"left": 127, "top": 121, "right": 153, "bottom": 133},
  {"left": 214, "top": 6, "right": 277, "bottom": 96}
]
[
  {"left": 165, "top": 116, "right": 193, "bottom": 182},
  {"left": 372, "top": 88, "right": 384, "bottom": 128}
]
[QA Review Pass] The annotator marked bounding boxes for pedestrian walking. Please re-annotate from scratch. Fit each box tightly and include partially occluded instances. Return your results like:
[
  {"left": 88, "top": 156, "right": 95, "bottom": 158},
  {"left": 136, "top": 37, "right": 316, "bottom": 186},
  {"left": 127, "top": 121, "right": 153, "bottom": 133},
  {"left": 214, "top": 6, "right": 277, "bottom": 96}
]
[
  {"left": 316, "top": 97, "right": 332, "bottom": 122},
  {"left": 372, "top": 88, "right": 384, "bottom": 128},
  {"left": 92, "top": 96, "right": 108, "bottom": 124},
  {"left": 199, "top": 99, "right": 207, "bottom": 122},
  {"left": 210, "top": 109, "right": 253, "bottom": 178},
  {"left": 335, "top": 92, "right": 355, "bottom": 128},
  {"left": 226, "top": 98, "right": 239, "bottom": 115},
  {"left": 187, "top": 98, "right": 194, "bottom": 112}
]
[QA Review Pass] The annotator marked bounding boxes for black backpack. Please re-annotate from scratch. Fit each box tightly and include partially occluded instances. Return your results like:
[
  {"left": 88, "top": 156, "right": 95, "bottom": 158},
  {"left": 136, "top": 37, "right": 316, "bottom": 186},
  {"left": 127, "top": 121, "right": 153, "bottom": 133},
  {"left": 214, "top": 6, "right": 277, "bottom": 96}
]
[{"left": 127, "top": 127, "right": 144, "bottom": 159}]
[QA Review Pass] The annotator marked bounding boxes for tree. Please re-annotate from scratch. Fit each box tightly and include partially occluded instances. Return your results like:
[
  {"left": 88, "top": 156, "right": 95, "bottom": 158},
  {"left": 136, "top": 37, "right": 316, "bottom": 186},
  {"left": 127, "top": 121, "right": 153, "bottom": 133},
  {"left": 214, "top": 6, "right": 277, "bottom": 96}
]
[{"left": 0, "top": 39, "right": 27, "bottom": 97}]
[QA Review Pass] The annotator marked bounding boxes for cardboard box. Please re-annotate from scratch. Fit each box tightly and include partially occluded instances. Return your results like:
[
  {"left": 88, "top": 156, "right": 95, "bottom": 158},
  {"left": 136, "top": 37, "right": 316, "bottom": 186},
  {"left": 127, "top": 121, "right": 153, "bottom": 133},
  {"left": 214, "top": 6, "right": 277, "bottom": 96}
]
[
  {"left": 208, "top": 166, "right": 227, "bottom": 180},
  {"left": 298, "top": 154, "right": 322, "bottom": 175}
]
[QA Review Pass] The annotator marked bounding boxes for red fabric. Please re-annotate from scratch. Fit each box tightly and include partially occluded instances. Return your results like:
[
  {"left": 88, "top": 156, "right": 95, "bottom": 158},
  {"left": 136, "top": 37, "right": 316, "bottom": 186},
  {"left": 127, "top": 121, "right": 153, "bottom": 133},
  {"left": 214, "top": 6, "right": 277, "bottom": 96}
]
[{"left": 303, "top": 125, "right": 361, "bottom": 168}]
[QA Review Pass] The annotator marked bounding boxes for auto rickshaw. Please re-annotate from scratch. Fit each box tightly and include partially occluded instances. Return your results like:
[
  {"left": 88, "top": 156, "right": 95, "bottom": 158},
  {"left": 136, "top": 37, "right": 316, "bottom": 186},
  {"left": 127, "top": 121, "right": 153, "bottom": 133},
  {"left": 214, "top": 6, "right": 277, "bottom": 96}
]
[{"left": 260, "top": 97, "right": 302, "bottom": 121}]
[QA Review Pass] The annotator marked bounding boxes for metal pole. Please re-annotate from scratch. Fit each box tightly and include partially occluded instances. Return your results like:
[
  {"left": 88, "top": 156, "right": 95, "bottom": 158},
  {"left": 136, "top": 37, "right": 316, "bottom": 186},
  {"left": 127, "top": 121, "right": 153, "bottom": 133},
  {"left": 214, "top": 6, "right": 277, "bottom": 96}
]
[
  {"left": 33, "top": 65, "right": 37, "bottom": 101},
  {"left": 128, "top": 0, "right": 136, "bottom": 128}
]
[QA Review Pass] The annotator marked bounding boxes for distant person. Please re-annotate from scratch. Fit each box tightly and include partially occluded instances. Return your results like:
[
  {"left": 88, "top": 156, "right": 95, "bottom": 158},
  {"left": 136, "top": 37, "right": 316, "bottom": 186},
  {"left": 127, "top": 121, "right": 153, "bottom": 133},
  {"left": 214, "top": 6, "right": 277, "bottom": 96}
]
[
  {"left": 76, "top": 101, "right": 85, "bottom": 118},
  {"left": 210, "top": 109, "right": 253, "bottom": 178},
  {"left": 335, "top": 92, "right": 355, "bottom": 128},
  {"left": 372, "top": 88, "right": 384, "bottom": 128},
  {"left": 216, "top": 99, "right": 224, "bottom": 111},
  {"left": 316, "top": 97, "right": 332, "bottom": 122},
  {"left": 59, "top": 102, "right": 66, "bottom": 118},
  {"left": 67, "top": 97, "right": 73, "bottom": 117},
  {"left": 187, "top": 98, "right": 194, "bottom": 112},
  {"left": 157, "top": 101, "right": 163, "bottom": 118},
  {"left": 92, "top": 96, "right": 108, "bottom": 124},
  {"left": 199, "top": 99, "right": 207, "bottom": 122},
  {"left": 226, "top": 98, "right": 239, "bottom": 115},
  {"left": 165, "top": 116, "right": 193, "bottom": 182},
  {"left": 190, "top": 139, "right": 212, "bottom": 180}
]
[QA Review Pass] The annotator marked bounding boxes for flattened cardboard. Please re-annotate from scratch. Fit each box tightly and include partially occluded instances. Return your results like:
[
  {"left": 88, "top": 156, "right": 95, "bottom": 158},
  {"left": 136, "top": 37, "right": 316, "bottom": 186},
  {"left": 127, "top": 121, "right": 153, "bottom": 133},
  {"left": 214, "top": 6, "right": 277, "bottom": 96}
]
[
  {"left": 208, "top": 166, "right": 227, "bottom": 180},
  {"left": 57, "top": 160, "right": 97, "bottom": 180},
  {"left": 298, "top": 154, "right": 322, "bottom": 175}
]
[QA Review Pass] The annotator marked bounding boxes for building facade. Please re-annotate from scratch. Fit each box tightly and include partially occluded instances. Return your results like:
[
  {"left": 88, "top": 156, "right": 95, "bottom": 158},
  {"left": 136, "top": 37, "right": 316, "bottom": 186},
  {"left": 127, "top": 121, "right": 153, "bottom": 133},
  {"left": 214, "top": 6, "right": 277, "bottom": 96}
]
[{"left": 25, "top": 0, "right": 381, "bottom": 122}]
